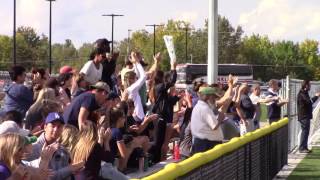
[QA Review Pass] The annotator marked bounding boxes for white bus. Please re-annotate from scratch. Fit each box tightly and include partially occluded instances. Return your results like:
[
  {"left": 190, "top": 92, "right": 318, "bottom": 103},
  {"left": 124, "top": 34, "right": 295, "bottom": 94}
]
[{"left": 175, "top": 63, "right": 254, "bottom": 90}]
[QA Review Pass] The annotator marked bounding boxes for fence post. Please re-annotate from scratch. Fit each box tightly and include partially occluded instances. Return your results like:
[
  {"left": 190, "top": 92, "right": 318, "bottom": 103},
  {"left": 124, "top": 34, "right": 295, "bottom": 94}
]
[
  {"left": 286, "top": 75, "right": 290, "bottom": 119},
  {"left": 285, "top": 75, "right": 292, "bottom": 152}
]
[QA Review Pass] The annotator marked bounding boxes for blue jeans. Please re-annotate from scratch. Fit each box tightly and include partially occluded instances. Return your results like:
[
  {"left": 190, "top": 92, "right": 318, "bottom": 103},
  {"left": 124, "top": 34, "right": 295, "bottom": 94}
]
[{"left": 299, "top": 118, "right": 310, "bottom": 150}]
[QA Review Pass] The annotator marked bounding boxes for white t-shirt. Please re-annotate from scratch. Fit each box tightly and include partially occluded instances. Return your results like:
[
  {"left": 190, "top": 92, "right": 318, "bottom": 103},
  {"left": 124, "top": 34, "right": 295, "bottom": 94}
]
[
  {"left": 80, "top": 61, "right": 103, "bottom": 85},
  {"left": 190, "top": 100, "right": 224, "bottom": 141}
]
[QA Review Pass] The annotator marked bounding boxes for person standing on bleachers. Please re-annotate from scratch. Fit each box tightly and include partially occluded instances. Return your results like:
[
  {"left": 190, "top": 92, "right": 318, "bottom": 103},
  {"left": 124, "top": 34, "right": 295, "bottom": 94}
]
[
  {"left": 265, "top": 79, "right": 288, "bottom": 124},
  {"left": 190, "top": 87, "right": 225, "bottom": 154},
  {"left": 1, "top": 66, "right": 33, "bottom": 118}
]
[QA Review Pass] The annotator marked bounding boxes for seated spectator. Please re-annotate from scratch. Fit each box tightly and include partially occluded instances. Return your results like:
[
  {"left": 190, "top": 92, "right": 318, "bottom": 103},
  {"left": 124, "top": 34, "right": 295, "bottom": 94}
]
[
  {"left": 50, "top": 124, "right": 84, "bottom": 180},
  {"left": 72, "top": 121, "right": 113, "bottom": 179},
  {"left": 63, "top": 81, "right": 110, "bottom": 129},
  {"left": 109, "top": 107, "right": 146, "bottom": 172},
  {"left": 0, "top": 133, "right": 28, "bottom": 179},
  {"left": 0, "top": 133, "right": 51, "bottom": 180},
  {"left": 1, "top": 66, "right": 33, "bottom": 118},
  {"left": 27, "top": 112, "right": 64, "bottom": 161},
  {"left": 0, "top": 110, "right": 30, "bottom": 136},
  {"left": 121, "top": 99, "right": 156, "bottom": 138}
]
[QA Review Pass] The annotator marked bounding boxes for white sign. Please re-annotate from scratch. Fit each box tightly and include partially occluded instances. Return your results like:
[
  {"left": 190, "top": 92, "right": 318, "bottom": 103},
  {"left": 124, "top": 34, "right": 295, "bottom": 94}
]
[{"left": 163, "top": 35, "right": 176, "bottom": 65}]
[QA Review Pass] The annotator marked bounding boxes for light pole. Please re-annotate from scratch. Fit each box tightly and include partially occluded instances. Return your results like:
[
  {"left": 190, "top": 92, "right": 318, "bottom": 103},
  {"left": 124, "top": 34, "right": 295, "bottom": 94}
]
[
  {"left": 46, "top": 0, "right": 55, "bottom": 74},
  {"left": 185, "top": 27, "right": 188, "bottom": 62},
  {"left": 208, "top": 0, "right": 218, "bottom": 84},
  {"left": 13, "top": 0, "right": 17, "bottom": 65},
  {"left": 181, "top": 24, "right": 193, "bottom": 63},
  {"left": 146, "top": 24, "right": 164, "bottom": 56},
  {"left": 102, "top": 14, "right": 124, "bottom": 54},
  {"left": 127, "top": 29, "right": 132, "bottom": 57}
]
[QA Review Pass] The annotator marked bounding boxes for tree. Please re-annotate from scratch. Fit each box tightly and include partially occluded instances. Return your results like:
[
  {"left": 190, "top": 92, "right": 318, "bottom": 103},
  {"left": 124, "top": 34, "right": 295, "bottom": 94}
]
[
  {"left": 218, "top": 16, "right": 243, "bottom": 63},
  {"left": 238, "top": 35, "right": 272, "bottom": 80},
  {"left": 15, "top": 26, "right": 49, "bottom": 69},
  {"left": 0, "top": 35, "right": 12, "bottom": 69},
  {"left": 299, "top": 39, "right": 319, "bottom": 79},
  {"left": 52, "top": 39, "right": 78, "bottom": 72}
]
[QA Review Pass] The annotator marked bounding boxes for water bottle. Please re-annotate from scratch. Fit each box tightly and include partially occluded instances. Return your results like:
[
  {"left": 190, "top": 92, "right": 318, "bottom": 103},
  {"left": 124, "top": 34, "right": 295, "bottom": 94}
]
[{"left": 174, "top": 140, "right": 180, "bottom": 160}]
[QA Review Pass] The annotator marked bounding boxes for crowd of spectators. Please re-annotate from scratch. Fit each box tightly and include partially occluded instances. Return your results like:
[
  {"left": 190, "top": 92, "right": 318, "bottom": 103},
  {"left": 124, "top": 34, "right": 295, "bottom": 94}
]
[{"left": 0, "top": 38, "right": 290, "bottom": 179}]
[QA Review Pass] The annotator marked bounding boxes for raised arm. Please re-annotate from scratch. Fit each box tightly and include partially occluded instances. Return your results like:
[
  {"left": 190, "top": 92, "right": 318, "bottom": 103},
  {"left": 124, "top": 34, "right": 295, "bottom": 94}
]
[
  {"left": 164, "top": 62, "right": 177, "bottom": 90},
  {"left": 127, "top": 52, "right": 146, "bottom": 93}
]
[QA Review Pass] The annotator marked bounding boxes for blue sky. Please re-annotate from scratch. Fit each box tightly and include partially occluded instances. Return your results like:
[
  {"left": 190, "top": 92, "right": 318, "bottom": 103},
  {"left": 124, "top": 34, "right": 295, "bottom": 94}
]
[{"left": 1, "top": 0, "right": 320, "bottom": 48}]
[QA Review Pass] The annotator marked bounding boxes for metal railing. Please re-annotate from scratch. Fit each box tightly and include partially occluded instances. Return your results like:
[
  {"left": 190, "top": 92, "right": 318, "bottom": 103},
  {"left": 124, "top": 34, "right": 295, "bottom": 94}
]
[{"left": 134, "top": 118, "right": 288, "bottom": 180}]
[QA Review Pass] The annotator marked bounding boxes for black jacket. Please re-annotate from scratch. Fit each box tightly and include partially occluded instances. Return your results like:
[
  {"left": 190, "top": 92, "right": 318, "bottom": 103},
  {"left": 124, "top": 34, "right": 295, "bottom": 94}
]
[
  {"left": 297, "top": 89, "right": 318, "bottom": 120},
  {"left": 101, "top": 58, "right": 116, "bottom": 89},
  {"left": 152, "top": 70, "right": 177, "bottom": 123}
]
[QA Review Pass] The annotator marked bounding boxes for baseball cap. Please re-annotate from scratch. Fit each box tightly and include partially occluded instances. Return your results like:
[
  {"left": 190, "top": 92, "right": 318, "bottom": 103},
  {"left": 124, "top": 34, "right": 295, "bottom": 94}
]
[
  {"left": 59, "top": 66, "right": 74, "bottom": 74},
  {"left": 0, "top": 121, "right": 30, "bottom": 136},
  {"left": 45, "top": 112, "right": 65, "bottom": 124},
  {"left": 90, "top": 81, "right": 110, "bottom": 93},
  {"left": 199, "top": 87, "right": 221, "bottom": 97}
]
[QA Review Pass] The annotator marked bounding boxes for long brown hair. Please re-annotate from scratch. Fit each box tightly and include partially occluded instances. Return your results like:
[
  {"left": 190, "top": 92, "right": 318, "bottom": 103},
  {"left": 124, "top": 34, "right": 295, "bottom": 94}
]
[
  {"left": 71, "top": 121, "right": 98, "bottom": 164},
  {"left": 58, "top": 124, "right": 79, "bottom": 153}
]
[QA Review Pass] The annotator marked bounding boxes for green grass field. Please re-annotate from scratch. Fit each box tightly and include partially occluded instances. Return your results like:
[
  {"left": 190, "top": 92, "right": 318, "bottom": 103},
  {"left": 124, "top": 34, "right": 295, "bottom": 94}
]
[
  {"left": 260, "top": 104, "right": 267, "bottom": 122},
  {"left": 288, "top": 147, "right": 320, "bottom": 180}
]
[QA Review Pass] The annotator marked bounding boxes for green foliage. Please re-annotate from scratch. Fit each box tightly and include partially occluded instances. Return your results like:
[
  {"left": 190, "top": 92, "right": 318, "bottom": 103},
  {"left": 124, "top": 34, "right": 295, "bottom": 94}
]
[{"left": 0, "top": 19, "right": 320, "bottom": 81}]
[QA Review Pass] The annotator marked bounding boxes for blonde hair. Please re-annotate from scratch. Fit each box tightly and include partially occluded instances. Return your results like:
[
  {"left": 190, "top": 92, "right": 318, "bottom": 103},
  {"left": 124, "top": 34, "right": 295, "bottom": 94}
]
[
  {"left": 0, "top": 133, "right": 25, "bottom": 171},
  {"left": 58, "top": 124, "right": 79, "bottom": 153},
  {"left": 72, "top": 121, "right": 98, "bottom": 164}
]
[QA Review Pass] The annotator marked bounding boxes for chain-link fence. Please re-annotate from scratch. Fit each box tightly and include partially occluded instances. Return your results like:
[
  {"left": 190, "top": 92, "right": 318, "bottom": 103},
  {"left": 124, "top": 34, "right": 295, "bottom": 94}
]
[
  {"left": 279, "top": 76, "right": 320, "bottom": 152},
  {"left": 0, "top": 71, "right": 11, "bottom": 92}
]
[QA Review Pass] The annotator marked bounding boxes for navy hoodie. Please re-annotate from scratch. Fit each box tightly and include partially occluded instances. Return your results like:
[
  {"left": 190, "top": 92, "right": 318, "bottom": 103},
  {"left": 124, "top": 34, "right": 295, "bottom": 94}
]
[{"left": 2, "top": 83, "right": 33, "bottom": 117}]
